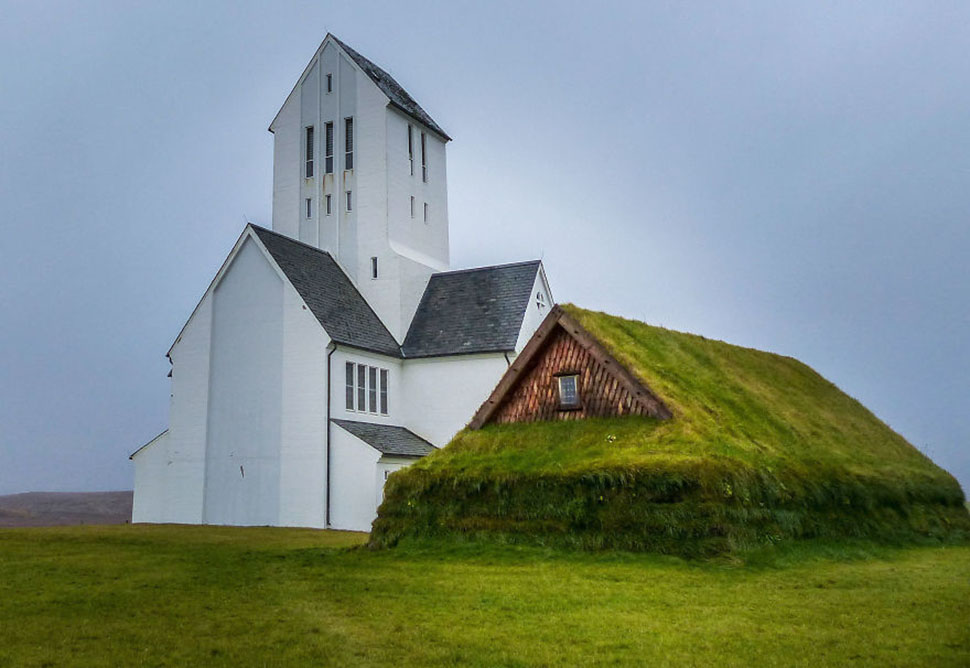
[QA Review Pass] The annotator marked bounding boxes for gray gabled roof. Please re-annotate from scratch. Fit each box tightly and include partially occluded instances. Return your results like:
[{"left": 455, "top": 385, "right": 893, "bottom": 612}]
[
  {"left": 330, "top": 35, "right": 451, "bottom": 141},
  {"left": 251, "top": 226, "right": 402, "bottom": 357},
  {"left": 332, "top": 419, "right": 436, "bottom": 457},
  {"left": 402, "top": 260, "right": 541, "bottom": 358}
]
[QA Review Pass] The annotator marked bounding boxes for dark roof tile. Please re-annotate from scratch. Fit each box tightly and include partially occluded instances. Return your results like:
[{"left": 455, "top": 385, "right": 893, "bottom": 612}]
[
  {"left": 251, "top": 226, "right": 401, "bottom": 357},
  {"left": 332, "top": 419, "right": 436, "bottom": 457},
  {"left": 402, "top": 260, "right": 541, "bottom": 358}
]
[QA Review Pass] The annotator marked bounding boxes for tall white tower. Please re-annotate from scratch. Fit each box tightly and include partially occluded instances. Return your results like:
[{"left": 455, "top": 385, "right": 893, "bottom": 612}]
[{"left": 269, "top": 34, "right": 451, "bottom": 340}]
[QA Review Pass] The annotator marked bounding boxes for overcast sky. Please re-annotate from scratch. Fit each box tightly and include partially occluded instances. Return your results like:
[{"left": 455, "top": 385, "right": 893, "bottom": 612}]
[{"left": 1, "top": 1, "right": 968, "bottom": 496}]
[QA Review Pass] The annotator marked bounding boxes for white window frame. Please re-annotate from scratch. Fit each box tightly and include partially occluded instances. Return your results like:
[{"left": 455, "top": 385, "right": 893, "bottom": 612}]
[
  {"left": 304, "top": 126, "right": 314, "bottom": 178},
  {"left": 344, "top": 117, "right": 354, "bottom": 170},
  {"left": 557, "top": 374, "right": 581, "bottom": 409},
  {"left": 326, "top": 72, "right": 333, "bottom": 93},
  {"left": 408, "top": 124, "right": 414, "bottom": 175},
  {"left": 420, "top": 131, "right": 427, "bottom": 182},
  {"left": 423, "top": 202, "right": 429, "bottom": 223},
  {"left": 325, "top": 194, "right": 332, "bottom": 215},
  {"left": 305, "top": 198, "right": 312, "bottom": 219},
  {"left": 410, "top": 196, "right": 415, "bottom": 219},
  {"left": 371, "top": 256, "right": 378, "bottom": 280},
  {"left": 324, "top": 122, "right": 334, "bottom": 174},
  {"left": 346, "top": 190, "right": 352, "bottom": 212},
  {"left": 345, "top": 362, "right": 390, "bottom": 415}
]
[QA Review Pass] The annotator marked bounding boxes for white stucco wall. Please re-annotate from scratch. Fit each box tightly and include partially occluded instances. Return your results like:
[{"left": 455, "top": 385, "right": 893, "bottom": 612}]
[
  {"left": 401, "top": 353, "right": 512, "bottom": 446},
  {"left": 130, "top": 431, "right": 169, "bottom": 523},
  {"left": 514, "top": 265, "right": 555, "bottom": 352},
  {"left": 329, "top": 424, "right": 381, "bottom": 531}
]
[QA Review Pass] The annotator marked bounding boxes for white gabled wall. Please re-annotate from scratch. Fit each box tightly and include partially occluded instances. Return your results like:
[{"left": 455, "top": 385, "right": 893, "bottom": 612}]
[
  {"left": 130, "top": 431, "right": 169, "bottom": 523},
  {"left": 329, "top": 425, "right": 381, "bottom": 531},
  {"left": 402, "top": 353, "right": 512, "bottom": 446},
  {"left": 515, "top": 265, "right": 555, "bottom": 353}
]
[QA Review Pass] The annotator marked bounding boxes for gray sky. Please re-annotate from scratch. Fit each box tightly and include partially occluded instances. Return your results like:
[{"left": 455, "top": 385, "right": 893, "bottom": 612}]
[{"left": 1, "top": 1, "right": 968, "bottom": 495}]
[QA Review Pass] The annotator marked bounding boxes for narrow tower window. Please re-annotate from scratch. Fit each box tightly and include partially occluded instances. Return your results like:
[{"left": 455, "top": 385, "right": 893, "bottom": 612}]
[
  {"left": 357, "top": 364, "right": 366, "bottom": 410},
  {"left": 325, "top": 122, "right": 334, "bottom": 174},
  {"left": 304, "top": 126, "right": 314, "bottom": 178},
  {"left": 408, "top": 124, "right": 414, "bottom": 175},
  {"left": 344, "top": 117, "right": 354, "bottom": 169},
  {"left": 346, "top": 190, "right": 352, "bottom": 211},
  {"left": 326, "top": 73, "right": 333, "bottom": 93},
  {"left": 410, "top": 196, "right": 415, "bottom": 218},
  {"left": 420, "top": 131, "right": 427, "bottom": 182},
  {"left": 423, "top": 202, "right": 429, "bottom": 222},
  {"left": 325, "top": 194, "right": 332, "bottom": 215},
  {"left": 371, "top": 256, "right": 378, "bottom": 279},
  {"left": 305, "top": 198, "right": 312, "bottom": 219}
]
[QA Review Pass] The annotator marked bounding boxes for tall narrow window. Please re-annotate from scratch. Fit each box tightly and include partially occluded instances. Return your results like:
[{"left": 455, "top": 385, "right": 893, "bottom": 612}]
[
  {"left": 325, "top": 194, "right": 332, "bottom": 215},
  {"left": 371, "top": 256, "right": 378, "bottom": 279},
  {"left": 357, "top": 365, "right": 366, "bottom": 410},
  {"left": 345, "top": 362, "right": 355, "bottom": 410},
  {"left": 380, "top": 369, "right": 388, "bottom": 415},
  {"left": 420, "top": 131, "right": 427, "bottom": 182},
  {"left": 344, "top": 117, "right": 354, "bottom": 169},
  {"left": 324, "top": 122, "right": 334, "bottom": 174},
  {"left": 326, "top": 73, "right": 333, "bottom": 93},
  {"left": 368, "top": 367, "right": 378, "bottom": 413},
  {"left": 305, "top": 198, "right": 312, "bottom": 219},
  {"left": 423, "top": 202, "right": 429, "bottom": 222},
  {"left": 305, "top": 126, "right": 314, "bottom": 178},
  {"left": 410, "top": 196, "right": 415, "bottom": 218},
  {"left": 346, "top": 190, "right": 352, "bottom": 212},
  {"left": 408, "top": 124, "right": 414, "bottom": 175}
]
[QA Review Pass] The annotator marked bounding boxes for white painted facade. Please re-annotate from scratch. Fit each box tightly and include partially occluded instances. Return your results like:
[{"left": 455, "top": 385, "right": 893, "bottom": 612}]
[{"left": 132, "top": 35, "right": 554, "bottom": 531}]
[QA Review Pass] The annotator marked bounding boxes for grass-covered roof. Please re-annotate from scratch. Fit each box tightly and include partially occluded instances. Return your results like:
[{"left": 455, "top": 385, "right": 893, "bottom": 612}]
[{"left": 372, "top": 305, "right": 968, "bottom": 555}]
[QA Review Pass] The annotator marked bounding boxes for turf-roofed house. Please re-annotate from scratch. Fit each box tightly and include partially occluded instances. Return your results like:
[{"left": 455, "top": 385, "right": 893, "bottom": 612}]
[
  {"left": 130, "top": 34, "right": 553, "bottom": 531},
  {"left": 371, "top": 305, "right": 970, "bottom": 555}
]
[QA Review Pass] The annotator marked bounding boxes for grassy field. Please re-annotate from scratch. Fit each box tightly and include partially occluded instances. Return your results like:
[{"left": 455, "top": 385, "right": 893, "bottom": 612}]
[
  {"left": 373, "top": 305, "right": 968, "bottom": 553},
  {"left": 1, "top": 525, "right": 968, "bottom": 666}
]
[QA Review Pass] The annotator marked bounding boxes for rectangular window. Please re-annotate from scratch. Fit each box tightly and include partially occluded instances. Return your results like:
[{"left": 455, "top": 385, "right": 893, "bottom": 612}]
[
  {"left": 305, "top": 126, "right": 314, "bottom": 178},
  {"left": 408, "top": 124, "right": 414, "bottom": 175},
  {"left": 346, "top": 190, "right": 352, "bottom": 212},
  {"left": 371, "top": 256, "right": 378, "bottom": 279},
  {"left": 420, "top": 132, "right": 427, "bottom": 182},
  {"left": 423, "top": 202, "right": 429, "bottom": 222},
  {"left": 344, "top": 117, "right": 354, "bottom": 169},
  {"left": 305, "top": 198, "right": 312, "bottom": 219},
  {"left": 345, "top": 362, "right": 355, "bottom": 410},
  {"left": 357, "top": 365, "right": 366, "bottom": 410},
  {"left": 368, "top": 367, "right": 378, "bottom": 413},
  {"left": 410, "top": 196, "right": 415, "bottom": 219},
  {"left": 557, "top": 374, "right": 580, "bottom": 409},
  {"left": 325, "top": 194, "right": 331, "bottom": 215},
  {"left": 326, "top": 73, "right": 333, "bottom": 93},
  {"left": 324, "top": 122, "right": 334, "bottom": 173},
  {"left": 380, "top": 369, "right": 388, "bottom": 415}
]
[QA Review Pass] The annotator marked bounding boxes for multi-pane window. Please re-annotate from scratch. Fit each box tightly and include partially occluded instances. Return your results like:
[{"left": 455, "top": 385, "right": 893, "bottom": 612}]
[
  {"left": 345, "top": 362, "right": 390, "bottom": 415},
  {"left": 326, "top": 73, "right": 333, "bottom": 93},
  {"left": 325, "top": 194, "right": 331, "bottom": 215},
  {"left": 420, "top": 131, "right": 427, "bottom": 182},
  {"left": 305, "top": 198, "right": 312, "bottom": 219},
  {"left": 344, "top": 117, "right": 354, "bottom": 169},
  {"left": 346, "top": 190, "right": 353, "bottom": 212},
  {"left": 423, "top": 202, "right": 429, "bottom": 222},
  {"left": 380, "top": 369, "right": 388, "bottom": 414},
  {"left": 368, "top": 367, "right": 377, "bottom": 412},
  {"left": 325, "top": 122, "right": 334, "bottom": 174},
  {"left": 305, "top": 126, "right": 314, "bottom": 178},
  {"left": 557, "top": 374, "right": 580, "bottom": 409},
  {"left": 408, "top": 124, "right": 414, "bottom": 175}
]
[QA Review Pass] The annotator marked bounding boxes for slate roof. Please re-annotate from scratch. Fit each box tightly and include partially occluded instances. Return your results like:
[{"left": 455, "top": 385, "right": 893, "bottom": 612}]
[
  {"left": 402, "top": 260, "right": 541, "bottom": 358},
  {"left": 250, "top": 226, "right": 402, "bottom": 357},
  {"left": 330, "top": 35, "right": 451, "bottom": 141},
  {"left": 332, "top": 419, "right": 436, "bottom": 457}
]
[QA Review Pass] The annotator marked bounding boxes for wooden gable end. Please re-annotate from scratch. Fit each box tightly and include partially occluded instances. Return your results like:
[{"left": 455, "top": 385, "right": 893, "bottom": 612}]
[{"left": 469, "top": 307, "right": 672, "bottom": 429}]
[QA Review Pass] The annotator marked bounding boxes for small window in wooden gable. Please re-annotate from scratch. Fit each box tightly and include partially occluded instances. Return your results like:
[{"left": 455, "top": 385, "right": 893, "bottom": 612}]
[{"left": 556, "top": 373, "right": 580, "bottom": 409}]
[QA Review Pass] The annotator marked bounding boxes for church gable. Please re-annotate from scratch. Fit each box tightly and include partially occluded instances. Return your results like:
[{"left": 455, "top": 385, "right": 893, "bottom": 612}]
[{"left": 470, "top": 307, "right": 672, "bottom": 428}]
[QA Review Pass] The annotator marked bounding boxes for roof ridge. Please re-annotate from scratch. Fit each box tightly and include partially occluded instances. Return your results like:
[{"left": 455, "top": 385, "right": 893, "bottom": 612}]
[{"left": 431, "top": 259, "right": 541, "bottom": 278}]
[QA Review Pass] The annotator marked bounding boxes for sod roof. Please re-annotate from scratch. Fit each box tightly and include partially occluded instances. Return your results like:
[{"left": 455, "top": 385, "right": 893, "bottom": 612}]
[{"left": 372, "top": 304, "right": 968, "bottom": 553}]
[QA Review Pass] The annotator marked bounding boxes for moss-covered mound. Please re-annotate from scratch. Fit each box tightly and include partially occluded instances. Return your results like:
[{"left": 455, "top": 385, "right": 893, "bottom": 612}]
[{"left": 372, "top": 305, "right": 969, "bottom": 555}]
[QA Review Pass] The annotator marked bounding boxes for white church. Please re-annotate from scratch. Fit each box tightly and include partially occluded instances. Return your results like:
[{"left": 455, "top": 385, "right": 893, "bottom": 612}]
[{"left": 130, "top": 34, "right": 554, "bottom": 531}]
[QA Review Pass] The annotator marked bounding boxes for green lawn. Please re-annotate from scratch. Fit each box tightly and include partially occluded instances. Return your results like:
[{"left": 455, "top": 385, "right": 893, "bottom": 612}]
[{"left": 1, "top": 526, "right": 968, "bottom": 666}]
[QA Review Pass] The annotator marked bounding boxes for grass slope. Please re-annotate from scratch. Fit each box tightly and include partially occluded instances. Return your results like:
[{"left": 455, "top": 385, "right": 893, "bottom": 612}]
[
  {"left": 372, "top": 305, "right": 968, "bottom": 555},
  {"left": 1, "top": 526, "right": 968, "bottom": 666}
]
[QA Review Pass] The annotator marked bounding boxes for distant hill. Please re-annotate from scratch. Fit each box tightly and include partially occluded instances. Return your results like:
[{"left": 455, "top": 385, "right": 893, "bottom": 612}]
[
  {"left": 0, "top": 491, "right": 132, "bottom": 527},
  {"left": 372, "top": 304, "right": 970, "bottom": 556}
]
